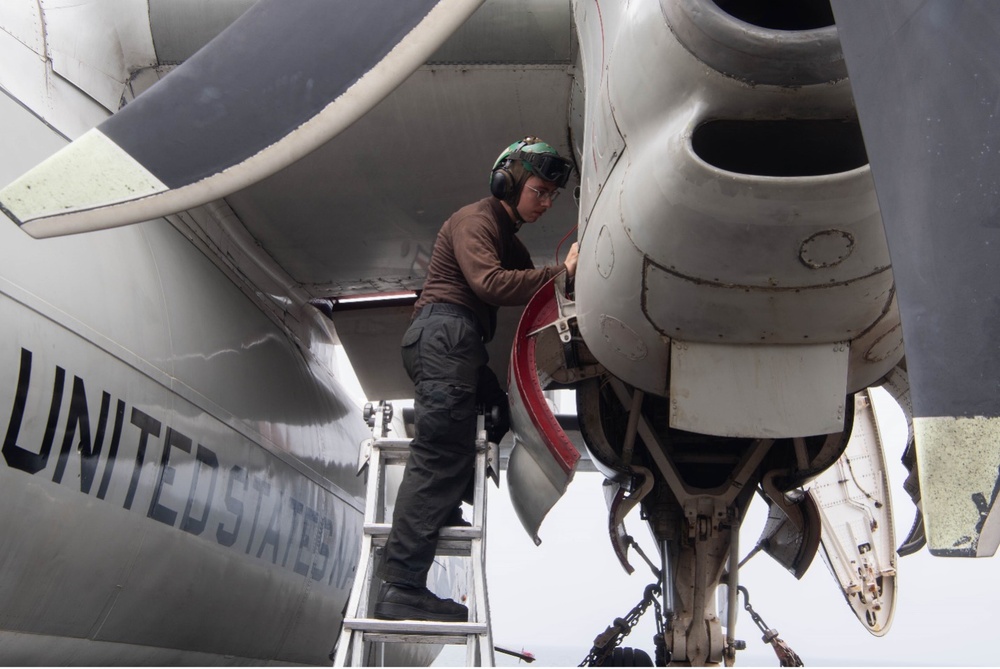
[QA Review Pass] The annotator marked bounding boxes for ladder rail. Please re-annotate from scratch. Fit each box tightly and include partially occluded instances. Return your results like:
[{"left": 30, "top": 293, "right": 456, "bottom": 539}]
[
  {"left": 331, "top": 441, "right": 382, "bottom": 666},
  {"left": 333, "top": 417, "right": 494, "bottom": 667},
  {"left": 468, "top": 440, "right": 494, "bottom": 666}
]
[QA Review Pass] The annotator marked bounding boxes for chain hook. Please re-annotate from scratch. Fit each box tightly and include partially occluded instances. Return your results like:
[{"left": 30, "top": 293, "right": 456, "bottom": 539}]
[
  {"left": 738, "top": 585, "right": 804, "bottom": 667},
  {"left": 578, "top": 583, "right": 664, "bottom": 666}
]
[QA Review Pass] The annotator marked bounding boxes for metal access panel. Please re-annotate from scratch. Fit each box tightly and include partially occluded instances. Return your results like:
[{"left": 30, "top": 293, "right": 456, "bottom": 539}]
[{"left": 669, "top": 341, "right": 849, "bottom": 438}]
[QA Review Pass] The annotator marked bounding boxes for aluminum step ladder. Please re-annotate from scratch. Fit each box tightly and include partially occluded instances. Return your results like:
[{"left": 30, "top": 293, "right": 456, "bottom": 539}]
[{"left": 332, "top": 404, "right": 497, "bottom": 666}]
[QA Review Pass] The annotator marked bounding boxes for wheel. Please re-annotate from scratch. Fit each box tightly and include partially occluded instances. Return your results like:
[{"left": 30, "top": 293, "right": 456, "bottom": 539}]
[{"left": 604, "top": 647, "right": 653, "bottom": 667}]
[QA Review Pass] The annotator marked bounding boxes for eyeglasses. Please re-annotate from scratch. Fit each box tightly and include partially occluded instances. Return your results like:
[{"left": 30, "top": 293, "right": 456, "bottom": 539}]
[{"left": 525, "top": 185, "right": 561, "bottom": 203}]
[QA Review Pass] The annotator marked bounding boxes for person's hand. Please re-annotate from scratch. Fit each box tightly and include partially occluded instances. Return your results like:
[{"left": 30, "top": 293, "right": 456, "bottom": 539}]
[{"left": 564, "top": 242, "right": 579, "bottom": 277}]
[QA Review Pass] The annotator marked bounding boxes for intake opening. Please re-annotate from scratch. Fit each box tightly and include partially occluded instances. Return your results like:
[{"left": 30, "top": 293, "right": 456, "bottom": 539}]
[
  {"left": 692, "top": 119, "right": 868, "bottom": 177},
  {"left": 712, "top": 0, "right": 835, "bottom": 31}
]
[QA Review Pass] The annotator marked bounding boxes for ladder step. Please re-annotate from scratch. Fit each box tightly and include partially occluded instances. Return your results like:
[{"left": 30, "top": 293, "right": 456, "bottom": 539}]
[
  {"left": 365, "top": 524, "right": 481, "bottom": 556},
  {"left": 370, "top": 438, "right": 412, "bottom": 450},
  {"left": 359, "top": 633, "right": 473, "bottom": 646},
  {"left": 370, "top": 439, "right": 412, "bottom": 455},
  {"left": 344, "top": 618, "right": 488, "bottom": 637},
  {"left": 364, "top": 523, "right": 482, "bottom": 540}
]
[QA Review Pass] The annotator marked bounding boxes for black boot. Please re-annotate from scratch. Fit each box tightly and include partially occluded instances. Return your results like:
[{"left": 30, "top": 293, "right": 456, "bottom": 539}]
[
  {"left": 374, "top": 583, "right": 468, "bottom": 622},
  {"left": 444, "top": 506, "right": 472, "bottom": 527}
]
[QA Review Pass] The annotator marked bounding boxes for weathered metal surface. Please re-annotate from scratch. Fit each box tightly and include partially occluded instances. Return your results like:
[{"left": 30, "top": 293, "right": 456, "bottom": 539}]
[
  {"left": 669, "top": 341, "right": 850, "bottom": 438},
  {"left": 915, "top": 415, "right": 1000, "bottom": 557}
]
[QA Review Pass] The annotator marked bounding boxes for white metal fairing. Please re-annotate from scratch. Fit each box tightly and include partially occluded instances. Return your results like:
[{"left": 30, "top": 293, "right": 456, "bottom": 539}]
[
  {"left": 572, "top": 0, "right": 902, "bottom": 436},
  {"left": 41, "top": 0, "right": 157, "bottom": 111},
  {"left": 0, "top": 1, "right": 247, "bottom": 139},
  {"left": 507, "top": 381, "right": 568, "bottom": 546},
  {"left": 0, "top": 3, "right": 110, "bottom": 138},
  {"left": 670, "top": 341, "right": 850, "bottom": 438},
  {"left": 572, "top": 0, "right": 626, "bottom": 239},
  {"left": 808, "top": 392, "right": 897, "bottom": 636}
]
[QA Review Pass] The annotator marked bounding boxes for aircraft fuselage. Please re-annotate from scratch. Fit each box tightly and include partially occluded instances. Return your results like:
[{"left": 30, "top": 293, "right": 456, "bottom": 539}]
[{"left": 0, "top": 91, "right": 368, "bottom": 665}]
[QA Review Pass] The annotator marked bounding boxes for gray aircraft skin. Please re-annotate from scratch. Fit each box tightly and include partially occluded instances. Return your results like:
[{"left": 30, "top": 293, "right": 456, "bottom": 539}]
[
  {"left": 0, "top": 101, "right": 368, "bottom": 663},
  {"left": 0, "top": 46, "right": 384, "bottom": 669},
  {"left": 2, "top": 0, "right": 999, "bottom": 666},
  {"left": 0, "top": 2, "right": 443, "bottom": 665}
]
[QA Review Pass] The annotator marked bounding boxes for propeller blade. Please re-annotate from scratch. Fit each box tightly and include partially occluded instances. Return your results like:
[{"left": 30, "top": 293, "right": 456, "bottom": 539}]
[
  {"left": 0, "top": 0, "right": 482, "bottom": 238},
  {"left": 832, "top": 1, "right": 1000, "bottom": 556}
]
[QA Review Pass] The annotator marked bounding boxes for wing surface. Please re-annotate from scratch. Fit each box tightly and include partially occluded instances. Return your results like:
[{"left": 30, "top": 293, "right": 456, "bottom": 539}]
[
  {"left": 831, "top": 1, "right": 1000, "bottom": 556},
  {"left": 0, "top": 0, "right": 482, "bottom": 238}
]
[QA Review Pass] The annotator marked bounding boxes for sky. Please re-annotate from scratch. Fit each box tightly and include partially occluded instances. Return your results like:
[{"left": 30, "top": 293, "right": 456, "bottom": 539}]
[{"left": 333, "top": 349, "right": 1000, "bottom": 668}]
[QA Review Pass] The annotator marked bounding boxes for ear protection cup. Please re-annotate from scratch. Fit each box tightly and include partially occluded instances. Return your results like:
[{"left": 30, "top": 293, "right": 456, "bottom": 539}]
[
  {"left": 490, "top": 162, "right": 515, "bottom": 200},
  {"left": 490, "top": 138, "right": 533, "bottom": 201}
]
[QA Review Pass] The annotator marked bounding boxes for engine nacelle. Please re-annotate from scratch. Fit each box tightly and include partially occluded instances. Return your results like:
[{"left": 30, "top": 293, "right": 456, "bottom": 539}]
[{"left": 572, "top": 0, "right": 902, "bottom": 438}]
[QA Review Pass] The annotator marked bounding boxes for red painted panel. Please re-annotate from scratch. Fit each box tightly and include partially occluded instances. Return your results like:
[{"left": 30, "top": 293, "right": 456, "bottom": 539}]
[{"left": 510, "top": 277, "right": 579, "bottom": 474}]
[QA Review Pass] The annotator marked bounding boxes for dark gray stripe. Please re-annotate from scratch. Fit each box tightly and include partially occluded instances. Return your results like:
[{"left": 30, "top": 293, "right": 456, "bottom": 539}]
[
  {"left": 101, "top": 0, "right": 440, "bottom": 188},
  {"left": 0, "top": 202, "right": 22, "bottom": 227},
  {"left": 832, "top": 1, "right": 1000, "bottom": 419}
]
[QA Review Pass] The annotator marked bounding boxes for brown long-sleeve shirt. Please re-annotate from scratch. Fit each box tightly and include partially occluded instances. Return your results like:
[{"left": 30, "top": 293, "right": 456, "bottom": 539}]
[{"left": 414, "top": 197, "right": 562, "bottom": 341}]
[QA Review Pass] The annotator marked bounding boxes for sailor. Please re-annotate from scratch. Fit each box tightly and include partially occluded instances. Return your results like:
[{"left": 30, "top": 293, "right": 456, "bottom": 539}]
[{"left": 375, "top": 137, "right": 579, "bottom": 621}]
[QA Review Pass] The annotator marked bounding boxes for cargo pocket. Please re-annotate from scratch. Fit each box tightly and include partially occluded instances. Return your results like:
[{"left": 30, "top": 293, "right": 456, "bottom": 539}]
[
  {"left": 400, "top": 325, "right": 423, "bottom": 381},
  {"left": 416, "top": 380, "right": 477, "bottom": 449},
  {"left": 401, "top": 325, "right": 423, "bottom": 348},
  {"left": 445, "top": 382, "right": 476, "bottom": 422}
]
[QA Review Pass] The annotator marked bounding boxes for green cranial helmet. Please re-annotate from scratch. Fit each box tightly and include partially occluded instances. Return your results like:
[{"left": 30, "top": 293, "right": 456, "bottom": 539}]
[{"left": 489, "top": 137, "right": 574, "bottom": 206}]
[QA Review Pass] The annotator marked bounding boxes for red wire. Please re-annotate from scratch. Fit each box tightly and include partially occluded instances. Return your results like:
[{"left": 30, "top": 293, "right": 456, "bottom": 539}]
[{"left": 555, "top": 223, "right": 578, "bottom": 265}]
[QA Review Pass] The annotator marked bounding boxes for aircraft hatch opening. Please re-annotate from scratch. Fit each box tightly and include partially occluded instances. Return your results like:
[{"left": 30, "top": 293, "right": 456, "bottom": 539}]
[
  {"left": 692, "top": 119, "right": 868, "bottom": 177},
  {"left": 711, "top": 0, "right": 835, "bottom": 31}
]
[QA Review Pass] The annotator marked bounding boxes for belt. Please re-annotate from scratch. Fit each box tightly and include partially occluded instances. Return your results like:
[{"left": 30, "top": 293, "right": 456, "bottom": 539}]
[{"left": 414, "top": 302, "right": 483, "bottom": 335}]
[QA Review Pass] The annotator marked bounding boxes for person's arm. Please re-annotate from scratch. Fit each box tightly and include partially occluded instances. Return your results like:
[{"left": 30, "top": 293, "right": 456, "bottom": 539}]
[{"left": 453, "top": 216, "right": 560, "bottom": 306}]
